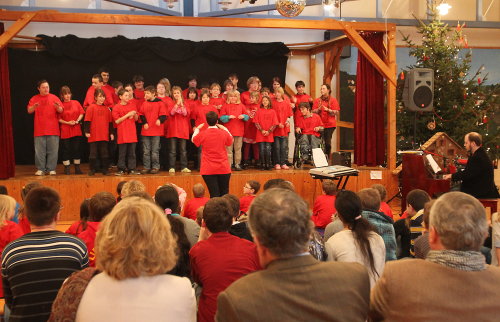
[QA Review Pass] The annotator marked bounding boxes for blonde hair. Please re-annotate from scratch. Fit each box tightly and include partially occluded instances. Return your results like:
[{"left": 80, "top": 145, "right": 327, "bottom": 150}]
[
  {"left": 171, "top": 86, "right": 184, "bottom": 104},
  {"left": 246, "top": 76, "right": 260, "bottom": 88},
  {"left": 226, "top": 90, "right": 241, "bottom": 104},
  {"left": 121, "top": 180, "right": 146, "bottom": 197},
  {"left": 95, "top": 197, "right": 177, "bottom": 280},
  {"left": 158, "top": 78, "right": 172, "bottom": 97},
  {"left": 0, "top": 195, "right": 16, "bottom": 229}
]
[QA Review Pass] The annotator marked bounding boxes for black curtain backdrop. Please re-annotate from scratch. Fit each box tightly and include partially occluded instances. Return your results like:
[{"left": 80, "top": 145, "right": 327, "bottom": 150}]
[{"left": 9, "top": 35, "right": 289, "bottom": 164}]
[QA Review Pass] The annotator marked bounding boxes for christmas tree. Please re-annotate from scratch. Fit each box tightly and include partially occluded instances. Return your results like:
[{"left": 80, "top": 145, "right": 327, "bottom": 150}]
[{"left": 396, "top": 1, "right": 499, "bottom": 160}]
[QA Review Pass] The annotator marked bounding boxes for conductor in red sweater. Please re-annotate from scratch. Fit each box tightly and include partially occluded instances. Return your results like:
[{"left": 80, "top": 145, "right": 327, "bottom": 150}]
[{"left": 192, "top": 111, "right": 233, "bottom": 198}]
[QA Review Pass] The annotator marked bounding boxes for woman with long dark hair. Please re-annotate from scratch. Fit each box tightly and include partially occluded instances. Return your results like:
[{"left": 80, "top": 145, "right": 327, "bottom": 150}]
[{"left": 325, "top": 190, "right": 385, "bottom": 288}]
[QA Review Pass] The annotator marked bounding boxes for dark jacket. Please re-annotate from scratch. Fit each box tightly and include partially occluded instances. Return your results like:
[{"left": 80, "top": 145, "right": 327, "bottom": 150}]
[{"left": 452, "top": 147, "right": 499, "bottom": 198}]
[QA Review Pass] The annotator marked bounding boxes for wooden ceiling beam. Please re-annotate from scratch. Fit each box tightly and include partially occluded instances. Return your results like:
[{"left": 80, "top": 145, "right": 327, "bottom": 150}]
[
  {"left": 0, "top": 11, "right": 39, "bottom": 50},
  {"left": 310, "top": 36, "right": 350, "bottom": 55}
]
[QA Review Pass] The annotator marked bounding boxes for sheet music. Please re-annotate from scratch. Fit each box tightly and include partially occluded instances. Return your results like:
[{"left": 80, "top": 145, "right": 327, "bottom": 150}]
[
  {"left": 425, "top": 154, "right": 442, "bottom": 174},
  {"left": 312, "top": 148, "right": 328, "bottom": 167}
]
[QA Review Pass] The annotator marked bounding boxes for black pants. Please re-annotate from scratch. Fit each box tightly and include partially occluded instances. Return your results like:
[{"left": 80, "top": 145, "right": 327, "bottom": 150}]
[
  {"left": 259, "top": 142, "right": 272, "bottom": 166},
  {"left": 89, "top": 141, "right": 109, "bottom": 171},
  {"left": 61, "top": 136, "right": 81, "bottom": 162},
  {"left": 322, "top": 127, "right": 336, "bottom": 157},
  {"left": 202, "top": 173, "right": 231, "bottom": 198},
  {"left": 118, "top": 142, "right": 137, "bottom": 171}
]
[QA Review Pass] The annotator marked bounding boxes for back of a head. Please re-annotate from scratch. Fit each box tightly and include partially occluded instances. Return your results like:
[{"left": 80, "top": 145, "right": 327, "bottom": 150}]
[
  {"left": 357, "top": 188, "right": 381, "bottom": 212},
  {"left": 95, "top": 197, "right": 177, "bottom": 280},
  {"left": 222, "top": 194, "right": 240, "bottom": 218},
  {"left": 263, "top": 179, "right": 294, "bottom": 191},
  {"left": 249, "top": 189, "right": 312, "bottom": 258},
  {"left": 206, "top": 111, "right": 218, "bottom": 126},
  {"left": 21, "top": 181, "right": 42, "bottom": 201},
  {"left": 24, "top": 187, "right": 60, "bottom": 227},
  {"left": 0, "top": 185, "right": 7, "bottom": 195},
  {"left": 203, "top": 197, "right": 233, "bottom": 233},
  {"left": 430, "top": 191, "right": 487, "bottom": 251},
  {"left": 155, "top": 185, "right": 180, "bottom": 214},
  {"left": 422, "top": 200, "right": 435, "bottom": 229},
  {"left": 121, "top": 180, "right": 146, "bottom": 198},
  {"left": 322, "top": 180, "right": 337, "bottom": 196},
  {"left": 0, "top": 195, "right": 16, "bottom": 223},
  {"left": 124, "top": 191, "right": 154, "bottom": 203},
  {"left": 371, "top": 184, "right": 387, "bottom": 201},
  {"left": 193, "top": 183, "right": 205, "bottom": 198},
  {"left": 407, "top": 189, "right": 431, "bottom": 212},
  {"left": 89, "top": 192, "right": 116, "bottom": 222}
]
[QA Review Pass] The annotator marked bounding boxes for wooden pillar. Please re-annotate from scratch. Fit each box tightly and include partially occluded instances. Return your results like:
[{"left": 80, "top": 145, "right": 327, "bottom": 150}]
[
  {"left": 309, "top": 54, "right": 317, "bottom": 98},
  {"left": 386, "top": 28, "right": 397, "bottom": 170}
]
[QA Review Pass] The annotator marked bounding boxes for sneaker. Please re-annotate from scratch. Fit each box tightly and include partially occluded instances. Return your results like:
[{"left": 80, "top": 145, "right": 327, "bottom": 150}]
[
  {"left": 234, "top": 165, "right": 242, "bottom": 171},
  {"left": 281, "top": 164, "right": 290, "bottom": 170},
  {"left": 49, "top": 171, "right": 56, "bottom": 175},
  {"left": 129, "top": 170, "right": 141, "bottom": 175},
  {"left": 150, "top": 168, "right": 159, "bottom": 174},
  {"left": 115, "top": 170, "right": 126, "bottom": 176},
  {"left": 169, "top": 168, "right": 176, "bottom": 173},
  {"left": 275, "top": 164, "right": 281, "bottom": 170},
  {"left": 181, "top": 168, "right": 191, "bottom": 173},
  {"left": 140, "top": 169, "right": 151, "bottom": 175},
  {"left": 35, "top": 170, "right": 44, "bottom": 176}
]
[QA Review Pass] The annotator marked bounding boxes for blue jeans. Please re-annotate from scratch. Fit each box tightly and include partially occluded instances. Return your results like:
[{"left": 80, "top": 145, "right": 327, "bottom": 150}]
[
  {"left": 142, "top": 136, "right": 161, "bottom": 170},
  {"left": 34, "top": 135, "right": 59, "bottom": 172},
  {"left": 169, "top": 137, "right": 187, "bottom": 169},
  {"left": 272, "top": 136, "right": 288, "bottom": 165}
]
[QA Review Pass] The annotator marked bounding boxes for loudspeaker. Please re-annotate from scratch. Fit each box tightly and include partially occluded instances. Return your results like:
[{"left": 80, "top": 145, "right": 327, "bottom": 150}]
[
  {"left": 332, "top": 152, "right": 351, "bottom": 167},
  {"left": 402, "top": 68, "right": 434, "bottom": 112}
]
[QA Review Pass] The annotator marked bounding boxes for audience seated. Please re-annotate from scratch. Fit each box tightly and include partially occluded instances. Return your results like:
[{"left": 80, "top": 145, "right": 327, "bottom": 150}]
[
  {"left": 323, "top": 215, "right": 343, "bottom": 241},
  {"left": 325, "top": 190, "right": 385, "bottom": 288},
  {"left": 65, "top": 198, "right": 90, "bottom": 236},
  {"left": 393, "top": 189, "right": 430, "bottom": 258},
  {"left": 115, "top": 180, "right": 127, "bottom": 202},
  {"left": 0, "top": 185, "right": 20, "bottom": 223},
  {"left": 216, "top": 188, "right": 370, "bottom": 322},
  {"left": 239, "top": 180, "right": 260, "bottom": 214},
  {"left": 154, "top": 185, "right": 191, "bottom": 278},
  {"left": 312, "top": 180, "right": 337, "bottom": 234},
  {"left": 3, "top": 187, "right": 88, "bottom": 321},
  {"left": 370, "top": 191, "right": 500, "bottom": 321},
  {"left": 18, "top": 181, "right": 43, "bottom": 234},
  {"left": 414, "top": 200, "right": 434, "bottom": 259},
  {"left": 156, "top": 184, "right": 200, "bottom": 248},
  {"left": 371, "top": 184, "right": 393, "bottom": 219},
  {"left": 120, "top": 180, "right": 146, "bottom": 198},
  {"left": 50, "top": 197, "right": 196, "bottom": 321},
  {"left": 492, "top": 210, "right": 500, "bottom": 266},
  {"left": 124, "top": 190, "right": 154, "bottom": 202},
  {"left": 223, "top": 194, "right": 253, "bottom": 242},
  {"left": 78, "top": 192, "right": 116, "bottom": 267},
  {"left": 357, "top": 188, "right": 397, "bottom": 261},
  {"left": 184, "top": 183, "right": 209, "bottom": 221},
  {"left": 190, "top": 197, "right": 260, "bottom": 322},
  {"left": 262, "top": 178, "right": 294, "bottom": 191}
]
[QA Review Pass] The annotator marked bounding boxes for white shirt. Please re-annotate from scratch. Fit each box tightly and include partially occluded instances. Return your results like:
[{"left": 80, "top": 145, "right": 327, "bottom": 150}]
[
  {"left": 76, "top": 272, "right": 196, "bottom": 322},
  {"left": 325, "top": 230, "right": 386, "bottom": 288}
]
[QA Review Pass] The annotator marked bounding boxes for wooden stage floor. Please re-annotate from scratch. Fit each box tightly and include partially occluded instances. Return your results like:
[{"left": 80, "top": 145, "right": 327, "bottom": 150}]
[{"left": 1, "top": 164, "right": 400, "bottom": 222}]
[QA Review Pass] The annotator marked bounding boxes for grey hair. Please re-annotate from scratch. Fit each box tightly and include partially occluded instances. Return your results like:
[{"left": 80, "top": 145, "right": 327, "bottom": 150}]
[
  {"left": 248, "top": 188, "right": 312, "bottom": 258},
  {"left": 430, "top": 192, "right": 487, "bottom": 251}
]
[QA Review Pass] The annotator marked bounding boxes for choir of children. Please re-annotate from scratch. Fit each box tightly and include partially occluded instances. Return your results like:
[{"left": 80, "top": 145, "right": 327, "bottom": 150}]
[{"left": 30, "top": 72, "right": 341, "bottom": 176}]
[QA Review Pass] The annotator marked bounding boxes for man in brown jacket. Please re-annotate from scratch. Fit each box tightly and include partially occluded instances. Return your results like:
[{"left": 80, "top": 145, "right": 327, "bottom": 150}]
[
  {"left": 370, "top": 191, "right": 500, "bottom": 321},
  {"left": 215, "top": 188, "right": 370, "bottom": 322}
]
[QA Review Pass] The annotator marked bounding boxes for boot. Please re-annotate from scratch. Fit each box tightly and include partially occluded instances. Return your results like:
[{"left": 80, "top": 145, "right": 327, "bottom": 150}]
[
  {"left": 74, "top": 164, "right": 82, "bottom": 175},
  {"left": 64, "top": 165, "right": 70, "bottom": 175},
  {"left": 88, "top": 159, "right": 96, "bottom": 176},
  {"left": 101, "top": 158, "right": 110, "bottom": 175}
]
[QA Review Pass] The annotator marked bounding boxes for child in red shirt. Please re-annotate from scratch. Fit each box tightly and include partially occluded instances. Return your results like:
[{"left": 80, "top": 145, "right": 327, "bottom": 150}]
[
  {"left": 58, "top": 86, "right": 84, "bottom": 175},
  {"left": 139, "top": 86, "right": 167, "bottom": 174},
  {"left": 157, "top": 79, "right": 174, "bottom": 170},
  {"left": 295, "top": 102, "right": 324, "bottom": 164},
  {"left": 132, "top": 74, "right": 145, "bottom": 106},
  {"left": 242, "top": 91, "right": 260, "bottom": 169},
  {"left": 240, "top": 76, "right": 261, "bottom": 106},
  {"left": 222, "top": 79, "right": 234, "bottom": 100},
  {"left": 312, "top": 180, "right": 337, "bottom": 232},
  {"left": 312, "top": 83, "right": 340, "bottom": 158},
  {"left": 182, "top": 75, "right": 201, "bottom": 99},
  {"left": 183, "top": 183, "right": 209, "bottom": 221},
  {"left": 272, "top": 87, "right": 293, "bottom": 170},
  {"left": 292, "top": 80, "right": 314, "bottom": 123},
  {"left": 253, "top": 96, "right": 279, "bottom": 170},
  {"left": 65, "top": 198, "right": 90, "bottom": 236},
  {"left": 84, "top": 89, "right": 115, "bottom": 175},
  {"left": 113, "top": 88, "right": 139, "bottom": 175},
  {"left": 78, "top": 192, "right": 116, "bottom": 267},
  {"left": 372, "top": 184, "right": 394, "bottom": 219},
  {"left": 220, "top": 90, "right": 249, "bottom": 171},
  {"left": 0, "top": 195, "right": 23, "bottom": 298},
  {"left": 83, "top": 74, "right": 114, "bottom": 109},
  {"left": 167, "top": 86, "right": 191, "bottom": 173},
  {"left": 209, "top": 83, "right": 225, "bottom": 112},
  {"left": 240, "top": 180, "right": 260, "bottom": 214}
]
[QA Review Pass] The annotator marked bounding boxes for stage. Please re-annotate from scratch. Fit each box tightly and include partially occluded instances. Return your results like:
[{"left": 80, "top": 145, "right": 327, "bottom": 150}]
[{"left": 1, "top": 164, "right": 400, "bottom": 222}]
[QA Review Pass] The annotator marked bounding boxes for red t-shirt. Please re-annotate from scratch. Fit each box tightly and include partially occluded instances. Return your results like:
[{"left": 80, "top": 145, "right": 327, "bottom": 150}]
[
  {"left": 379, "top": 202, "right": 394, "bottom": 219},
  {"left": 112, "top": 103, "right": 138, "bottom": 144},
  {"left": 18, "top": 217, "right": 31, "bottom": 235},
  {"left": 243, "top": 103, "right": 259, "bottom": 141},
  {"left": 159, "top": 96, "right": 174, "bottom": 137},
  {"left": 192, "top": 127, "right": 233, "bottom": 175},
  {"left": 83, "top": 86, "right": 114, "bottom": 109},
  {"left": 103, "top": 84, "right": 119, "bottom": 104},
  {"left": 84, "top": 104, "right": 113, "bottom": 143},
  {"left": 166, "top": 102, "right": 191, "bottom": 139},
  {"left": 182, "top": 88, "right": 201, "bottom": 100},
  {"left": 189, "top": 232, "right": 260, "bottom": 322},
  {"left": 183, "top": 197, "right": 209, "bottom": 221},
  {"left": 0, "top": 220, "right": 23, "bottom": 297},
  {"left": 240, "top": 91, "right": 260, "bottom": 106},
  {"left": 133, "top": 88, "right": 145, "bottom": 106},
  {"left": 59, "top": 100, "right": 84, "bottom": 139},
  {"left": 65, "top": 220, "right": 87, "bottom": 236},
  {"left": 312, "top": 97, "right": 340, "bottom": 128},
  {"left": 193, "top": 102, "right": 219, "bottom": 130},
  {"left": 239, "top": 195, "right": 255, "bottom": 214},
  {"left": 253, "top": 108, "right": 278, "bottom": 143},
  {"left": 312, "top": 194, "right": 337, "bottom": 228},
  {"left": 220, "top": 103, "right": 246, "bottom": 137},
  {"left": 209, "top": 97, "right": 225, "bottom": 111},
  {"left": 293, "top": 93, "right": 313, "bottom": 120},
  {"left": 272, "top": 99, "right": 293, "bottom": 137},
  {"left": 78, "top": 221, "right": 100, "bottom": 267},
  {"left": 139, "top": 99, "right": 167, "bottom": 137},
  {"left": 295, "top": 113, "right": 324, "bottom": 137},
  {"left": 27, "top": 93, "right": 63, "bottom": 137}
]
